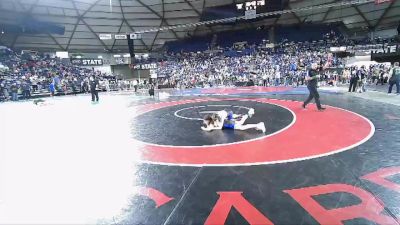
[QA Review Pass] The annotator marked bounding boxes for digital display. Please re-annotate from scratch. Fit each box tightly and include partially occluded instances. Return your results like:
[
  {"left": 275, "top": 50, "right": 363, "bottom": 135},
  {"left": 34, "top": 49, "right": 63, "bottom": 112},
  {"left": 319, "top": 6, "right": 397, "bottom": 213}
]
[{"left": 200, "top": 0, "right": 284, "bottom": 22}]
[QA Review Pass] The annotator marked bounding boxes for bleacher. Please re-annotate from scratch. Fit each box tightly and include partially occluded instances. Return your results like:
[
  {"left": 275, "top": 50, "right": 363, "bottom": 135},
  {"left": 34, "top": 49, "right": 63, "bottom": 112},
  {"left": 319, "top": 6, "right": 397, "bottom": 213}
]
[
  {"left": 275, "top": 24, "right": 341, "bottom": 43},
  {"left": 216, "top": 28, "right": 269, "bottom": 48},
  {"left": 165, "top": 23, "right": 344, "bottom": 54},
  {"left": 165, "top": 35, "right": 213, "bottom": 53}
]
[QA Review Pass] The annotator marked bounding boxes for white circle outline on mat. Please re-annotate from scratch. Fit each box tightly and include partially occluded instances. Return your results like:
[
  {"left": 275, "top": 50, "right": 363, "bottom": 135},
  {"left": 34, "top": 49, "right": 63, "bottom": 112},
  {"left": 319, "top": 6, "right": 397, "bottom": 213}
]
[
  {"left": 134, "top": 99, "right": 375, "bottom": 167},
  {"left": 137, "top": 99, "right": 296, "bottom": 148},
  {"left": 174, "top": 105, "right": 251, "bottom": 121}
]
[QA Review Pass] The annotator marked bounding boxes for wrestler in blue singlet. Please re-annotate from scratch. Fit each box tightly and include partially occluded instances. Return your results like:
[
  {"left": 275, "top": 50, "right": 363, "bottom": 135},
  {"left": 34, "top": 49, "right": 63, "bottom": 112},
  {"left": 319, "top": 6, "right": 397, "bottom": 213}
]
[{"left": 222, "top": 111, "right": 235, "bottom": 129}]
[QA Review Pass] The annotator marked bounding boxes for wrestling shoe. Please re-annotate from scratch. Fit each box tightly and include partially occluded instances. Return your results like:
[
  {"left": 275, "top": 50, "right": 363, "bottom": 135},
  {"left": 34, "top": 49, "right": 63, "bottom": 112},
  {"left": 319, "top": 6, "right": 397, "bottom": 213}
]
[
  {"left": 248, "top": 108, "right": 255, "bottom": 118},
  {"left": 318, "top": 107, "right": 326, "bottom": 111},
  {"left": 256, "top": 122, "right": 266, "bottom": 133}
]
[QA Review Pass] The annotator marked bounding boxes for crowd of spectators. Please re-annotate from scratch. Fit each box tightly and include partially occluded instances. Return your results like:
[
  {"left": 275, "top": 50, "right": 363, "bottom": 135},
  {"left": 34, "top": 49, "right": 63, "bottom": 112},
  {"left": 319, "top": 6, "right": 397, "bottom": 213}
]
[
  {"left": 0, "top": 47, "right": 118, "bottom": 102},
  {"left": 1, "top": 30, "right": 398, "bottom": 102},
  {"left": 155, "top": 31, "right": 397, "bottom": 91},
  {"left": 156, "top": 38, "right": 346, "bottom": 88}
]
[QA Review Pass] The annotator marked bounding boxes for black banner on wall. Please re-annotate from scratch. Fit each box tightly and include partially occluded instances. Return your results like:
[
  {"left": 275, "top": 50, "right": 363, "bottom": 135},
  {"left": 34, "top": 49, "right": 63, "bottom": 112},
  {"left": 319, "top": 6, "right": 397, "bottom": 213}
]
[{"left": 70, "top": 58, "right": 103, "bottom": 66}]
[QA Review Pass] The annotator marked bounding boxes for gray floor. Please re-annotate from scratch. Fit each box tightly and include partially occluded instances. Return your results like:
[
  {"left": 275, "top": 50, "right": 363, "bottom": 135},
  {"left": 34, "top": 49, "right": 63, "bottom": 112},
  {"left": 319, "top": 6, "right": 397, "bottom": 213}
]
[{"left": 321, "top": 84, "right": 400, "bottom": 106}]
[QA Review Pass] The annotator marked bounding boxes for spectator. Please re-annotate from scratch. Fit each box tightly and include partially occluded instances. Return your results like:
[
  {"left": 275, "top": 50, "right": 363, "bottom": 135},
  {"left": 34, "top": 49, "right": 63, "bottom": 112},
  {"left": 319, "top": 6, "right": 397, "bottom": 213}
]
[
  {"left": 21, "top": 80, "right": 31, "bottom": 99},
  {"left": 133, "top": 79, "right": 138, "bottom": 92},
  {"left": 49, "top": 82, "right": 55, "bottom": 96},
  {"left": 388, "top": 62, "right": 400, "bottom": 94},
  {"left": 10, "top": 83, "right": 18, "bottom": 101},
  {"left": 0, "top": 81, "right": 9, "bottom": 101}
]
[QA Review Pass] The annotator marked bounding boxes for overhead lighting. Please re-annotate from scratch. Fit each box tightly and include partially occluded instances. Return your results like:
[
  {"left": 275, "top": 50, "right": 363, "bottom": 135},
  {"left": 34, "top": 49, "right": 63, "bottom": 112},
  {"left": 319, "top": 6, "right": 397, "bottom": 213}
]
[
  {"left": 123, "top": 54, "right": 130, "bottom": 58},
  {"left": 142, "top": 54, "right": 149, "bottom": 58},
  {"left": 113, "top": 54, "right": 121, "bottom": 58},
  {"left": 76, "top": 56, "right": 82, "bottom": 59},
  {"left": 1, "top": 30, "right": 4, "bottom": 34},
  {"left": 98, "top": 55, "right": 103, "bottom": 59}
]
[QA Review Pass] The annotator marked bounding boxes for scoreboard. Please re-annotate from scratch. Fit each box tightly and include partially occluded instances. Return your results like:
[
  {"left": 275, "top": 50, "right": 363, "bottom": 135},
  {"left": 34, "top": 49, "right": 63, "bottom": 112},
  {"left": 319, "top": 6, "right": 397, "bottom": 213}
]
[
  {"left": 236, "top": 0, "right": 266, "bottom": 11},
  {"left": 200, "top": 0, "right": 284, "bottom": 22}
]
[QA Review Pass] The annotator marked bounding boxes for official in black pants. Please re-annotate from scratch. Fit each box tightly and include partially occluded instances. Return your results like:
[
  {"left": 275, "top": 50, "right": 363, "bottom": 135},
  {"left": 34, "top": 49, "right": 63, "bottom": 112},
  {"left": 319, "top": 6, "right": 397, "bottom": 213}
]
[
  {"left": 89, "top": 76, "right": 99, "bottom": 102},
  {"left": 303, "top": 63, "right": 325, "bottom": 111},
  {"left": 377, "top": 71, "right": 385, "bottom": 85},
  {"left": 348, "top": 70, "right": 359, "bottom": 92},
  {"left": 149, "top": 83, "right": 155, "bottom": 97}
]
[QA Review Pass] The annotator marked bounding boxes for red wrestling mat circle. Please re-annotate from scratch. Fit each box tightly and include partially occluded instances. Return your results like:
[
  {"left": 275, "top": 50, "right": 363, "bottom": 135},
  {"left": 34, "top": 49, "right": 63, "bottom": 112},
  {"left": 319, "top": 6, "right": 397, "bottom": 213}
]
[
  {"left": 200, "top": 86, "right": 292, "bottom": 95},
  {"left": 132, "top": 98, "right": 374, "bottom": 166}
]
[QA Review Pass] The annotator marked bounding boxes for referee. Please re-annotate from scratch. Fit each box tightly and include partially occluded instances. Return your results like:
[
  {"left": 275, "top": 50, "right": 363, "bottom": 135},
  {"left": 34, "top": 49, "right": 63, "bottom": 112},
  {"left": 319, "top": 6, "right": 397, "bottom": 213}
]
[
  {"left": 302, "top": 63, "right": 326, "bottom": 111},
  {"left": 89, "top": 75, "right": 99, "bottom": 103}
]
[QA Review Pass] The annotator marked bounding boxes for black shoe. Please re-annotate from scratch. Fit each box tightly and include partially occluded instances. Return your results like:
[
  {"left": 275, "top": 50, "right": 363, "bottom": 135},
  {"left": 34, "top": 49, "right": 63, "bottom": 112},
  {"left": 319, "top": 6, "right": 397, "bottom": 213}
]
[
  {"left": 318, "top": 107, "right": 326, "bottom": 111},
  {"left": 302, "top": 103, "right": 306, "bottom": 109}
]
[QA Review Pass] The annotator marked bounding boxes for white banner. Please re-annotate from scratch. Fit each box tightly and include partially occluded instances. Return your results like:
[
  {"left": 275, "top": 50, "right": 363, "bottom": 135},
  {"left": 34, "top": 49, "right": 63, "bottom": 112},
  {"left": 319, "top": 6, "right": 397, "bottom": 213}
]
[
  {"left": 330, "top": 46, "right": 347, "bottom": 52},
  {"left": 115, "top": 34, "right": 127, "bottom": 40},
  {"left": 99, "top": 34, "right": 112, "bottom": 40}
]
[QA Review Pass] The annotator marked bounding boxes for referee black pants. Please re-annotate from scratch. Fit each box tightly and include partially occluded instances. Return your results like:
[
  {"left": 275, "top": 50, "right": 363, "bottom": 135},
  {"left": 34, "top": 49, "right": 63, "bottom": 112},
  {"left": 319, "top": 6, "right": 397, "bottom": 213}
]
[
  {"left": 304, "top": 85, "right": 322, "bottom": 109},
  {"left": 349, "top": 78, "right": 358, "bottom": 92},
  {"left": 91, "top": 90, "right": 99, "bottom": 102}
]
